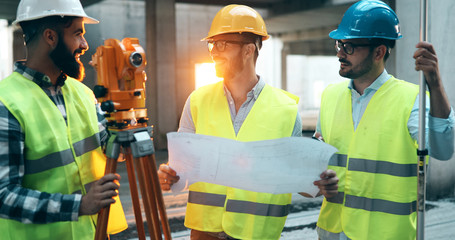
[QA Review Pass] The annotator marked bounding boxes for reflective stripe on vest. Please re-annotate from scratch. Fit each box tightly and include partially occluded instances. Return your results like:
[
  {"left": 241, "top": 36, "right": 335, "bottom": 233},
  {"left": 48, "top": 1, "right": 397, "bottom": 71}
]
[
  {"left": 188, "top": 191, "right": 226, "bottom": 207},
  {"left": 328, "top": 154, "right": 348, "bottom": 167},
  {"left": 226, "top": 199, "right": 290, "bottom": 217},
  {"left": 0, "top": 74, "right": 127, "bottom": 238},
  {"left": 329, "top": 154, "right": 418, "bottom": 177},
  {"left": 73, "top": 133, "right": 101, "bottom": 156},
  {"left": 318, "top": 77, "right": 421, "bottom": 240},
  {"left": 24, "top": 148, "right": 74, "bottom": 174},
  {"left": 348, "top": 158, "right": 417, "bottom": 177},
  {"left": 188, "top": 191, "right": 290, "bottom": 217},
  {"left": 24, "top": 133, "right": 100, "bottom": 174},
  {"left": 345, "top": 195, "right": 417, "bottom": 216},
  {"left": 186, "top": 81, "right": 298, "bottom": 240},
  {"left": 326, "top": 191, "right": 345, "bottom": 204},
  {"left": 326, "top": 191, "right": 417, "bottom": 215}
]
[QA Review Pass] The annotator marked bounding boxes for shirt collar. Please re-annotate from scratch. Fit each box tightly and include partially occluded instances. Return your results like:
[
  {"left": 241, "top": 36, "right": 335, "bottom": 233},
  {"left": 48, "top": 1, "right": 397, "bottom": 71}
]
[
  {"left": 223, "top": 75, "right": 265, "bottom": 100},
  {"left": 348, "top": 69, "right": 391, "bottom": 92},
  {"left": 251, "top": 76, "right": 265, "bottom": 100},
  {"left": 14, "top": 61, "right": 67, "bottom": 88}
]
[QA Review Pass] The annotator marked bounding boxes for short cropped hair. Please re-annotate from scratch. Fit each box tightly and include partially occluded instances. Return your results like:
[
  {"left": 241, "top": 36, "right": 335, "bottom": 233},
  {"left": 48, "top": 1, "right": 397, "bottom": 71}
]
[
  {"left": 20, "top": 16, "right": 77, "bottom": 45},
  {"left": 369, "top": 38, "right": 396, "bottom": 62},
  {"left": 239, "top": 32, "right": 263, "bottom": 63}
]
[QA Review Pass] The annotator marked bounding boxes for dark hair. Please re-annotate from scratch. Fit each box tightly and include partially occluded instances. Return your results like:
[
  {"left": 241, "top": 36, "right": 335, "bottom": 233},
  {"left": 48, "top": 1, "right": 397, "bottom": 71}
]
[
  {"left": 20, "top": 16, "right": 77, "bottom": 45},
  {"left": 369, "top": 38, "right": 396, "bottom": 61},
  {"left": 239, "top": 32, "right": 263, "bottom": 62}
]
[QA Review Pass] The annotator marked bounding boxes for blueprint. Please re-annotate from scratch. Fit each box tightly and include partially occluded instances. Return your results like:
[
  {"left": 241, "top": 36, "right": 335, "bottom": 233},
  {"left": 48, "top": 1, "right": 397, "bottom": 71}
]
[{"left": 167, "top": 132, "right": 337, "bottom": 197}]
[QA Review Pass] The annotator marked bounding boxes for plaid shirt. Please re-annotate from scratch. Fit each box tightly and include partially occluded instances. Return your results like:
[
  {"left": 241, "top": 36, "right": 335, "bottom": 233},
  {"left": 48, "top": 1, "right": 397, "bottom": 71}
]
[{"left": 0, "top": 62, "right": 108, "bottom": 223}]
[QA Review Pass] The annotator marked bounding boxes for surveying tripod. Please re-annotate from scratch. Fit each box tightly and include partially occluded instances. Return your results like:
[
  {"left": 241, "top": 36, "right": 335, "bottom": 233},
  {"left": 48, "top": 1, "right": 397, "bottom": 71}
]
[
  {"left": 90, "top": 38, "right": 171, "bottom": 240},
  {"left": 94, "top": 125, "right": 171, "bottom": 240}
]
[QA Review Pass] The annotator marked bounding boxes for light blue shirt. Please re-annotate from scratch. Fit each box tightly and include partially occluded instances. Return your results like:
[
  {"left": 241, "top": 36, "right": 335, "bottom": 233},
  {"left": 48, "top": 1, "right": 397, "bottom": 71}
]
[
  {"left": 316, "top": 70, "right": 454, "bottom": 240},
  {"left": 316, "top": 69, "right": 454, "bottom": 160},
  {"left": 179, "top": 77, "right": 302, "bottom": 137}
]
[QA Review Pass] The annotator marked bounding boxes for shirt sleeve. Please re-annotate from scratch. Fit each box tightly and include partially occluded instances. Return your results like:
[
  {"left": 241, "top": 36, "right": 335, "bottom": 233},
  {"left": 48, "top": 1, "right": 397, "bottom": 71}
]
[
  {"left": 96, "top": 102, "right": 110, "bottom": 148},
  {"left": 0, "top": 101, "right": 81, "bottom": 223},
  {"left": 178, "top": 95, "right": 196, "bottom": 133},
  {"left": 315, "top": 111, "right": 322, "bottom": 137},
  {"left": 408, "top": 95, "right": 455, "bottom": 160},
  {"left": 292, "top": 111, "right": 303, "bottom": 137}
]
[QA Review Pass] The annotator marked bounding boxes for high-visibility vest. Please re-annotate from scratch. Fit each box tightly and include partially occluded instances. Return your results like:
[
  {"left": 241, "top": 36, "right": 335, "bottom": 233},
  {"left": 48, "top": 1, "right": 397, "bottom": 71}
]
[
  {"left": 186, "top": 81, "right": 299, "bottom": 240},
  {"left": 318, "top": 76, "right": 420, "bottom": 240},
  {"left": 0, "top": 72, "right": 127, "bottom": 240}
]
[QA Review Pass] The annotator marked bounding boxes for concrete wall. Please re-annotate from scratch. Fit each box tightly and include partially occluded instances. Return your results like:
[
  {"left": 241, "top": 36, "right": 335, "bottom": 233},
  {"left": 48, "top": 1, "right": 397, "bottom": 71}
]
[
  {"left": 83, "top": 0, "right": 146, "bottom": 89},
  {"left": 83, "top": 1, "right": 218, "bottom": 126},
  {"left": 396, "top": 0, "right": 455, "bottom": 199},
  {"left": 84, "top": 0, "right": 179, "bottom": 149},
  {"left": 174, "top": 4, "right": 220, "bottom": 119},
  {"left": 0, "top": 20, "right": 13, "bottom": 79}
]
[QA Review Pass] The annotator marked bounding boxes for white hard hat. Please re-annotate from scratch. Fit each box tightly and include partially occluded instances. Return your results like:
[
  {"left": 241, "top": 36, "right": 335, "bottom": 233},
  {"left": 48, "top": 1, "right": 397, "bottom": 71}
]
[{"left": 12, "top": 0, "right": 99, "bottom": 26}]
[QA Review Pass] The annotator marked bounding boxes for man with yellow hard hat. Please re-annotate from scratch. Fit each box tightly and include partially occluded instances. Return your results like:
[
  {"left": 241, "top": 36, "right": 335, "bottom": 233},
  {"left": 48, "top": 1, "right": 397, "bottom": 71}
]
[
  {"left": 0, "top": 0, "right": 127, "bottom": 239},
  {"left": 158, "top": 4, "right": 339, "bottom": 240}
]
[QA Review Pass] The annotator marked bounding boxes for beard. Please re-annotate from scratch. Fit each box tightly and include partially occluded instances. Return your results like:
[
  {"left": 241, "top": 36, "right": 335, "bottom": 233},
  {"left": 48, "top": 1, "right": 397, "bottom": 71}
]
[
  {"left": 214, "top": 51, "right": 244, "bottom": 79},
  {"left": 339, "top": 51, "right": 374, "bottom": 79},
  {"left": 49, "top": 35, "right": 85, "bottom": 81}
]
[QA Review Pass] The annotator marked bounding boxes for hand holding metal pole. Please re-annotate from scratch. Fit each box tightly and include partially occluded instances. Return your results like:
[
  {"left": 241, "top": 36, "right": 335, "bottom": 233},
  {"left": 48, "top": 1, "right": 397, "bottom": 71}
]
[{"left": 417, "top": 0, "right": 428, "bottom": 239}]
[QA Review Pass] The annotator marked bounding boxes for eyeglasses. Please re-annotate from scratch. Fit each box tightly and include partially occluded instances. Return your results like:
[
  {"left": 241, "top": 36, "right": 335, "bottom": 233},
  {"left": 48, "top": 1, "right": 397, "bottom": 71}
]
[
  {"left": 207, "top": 40, "right": 252, "bottom": 52},
  {"left": 335, "top": 40, "right": 375, "bottom": 55}
]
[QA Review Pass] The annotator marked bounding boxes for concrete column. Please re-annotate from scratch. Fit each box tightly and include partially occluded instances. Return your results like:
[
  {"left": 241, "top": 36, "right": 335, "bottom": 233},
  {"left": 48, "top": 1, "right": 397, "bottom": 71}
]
[
  {"left": 396, "top": 0, "right": 455, "bottom": 199},
  {"left": 12, "top": 28, "right": 26, "bottom": 62},
  {"left": 145, "top": 0, "right": 178, "bottom": 150},
  {"left": 281, "top": 42, "right": 290, "bottom": 90}
]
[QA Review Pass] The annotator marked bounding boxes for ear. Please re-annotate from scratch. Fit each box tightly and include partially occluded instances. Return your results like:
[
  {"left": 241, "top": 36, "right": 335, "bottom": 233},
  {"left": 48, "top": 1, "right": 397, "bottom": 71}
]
[
  {"left": 42, "top": 28, "right": 58, "bottom": 49},
  {"left": 244, "top": 43, "right": 255, "bottom": 59},
  {"left": 374, "top": 45, "right": 387, "bottom": 61}
]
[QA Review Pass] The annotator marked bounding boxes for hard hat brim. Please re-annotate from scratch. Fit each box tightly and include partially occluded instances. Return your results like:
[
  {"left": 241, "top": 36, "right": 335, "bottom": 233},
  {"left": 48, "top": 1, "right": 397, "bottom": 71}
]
[
  {"left": 13, "top": 15, "right": 99, "bottom": 26},
  {"left": 329, "top": 29, "right": 403, "bottom": 40},
  {"left": 200, "top": 31, "right": 270, "bottom": 42}
]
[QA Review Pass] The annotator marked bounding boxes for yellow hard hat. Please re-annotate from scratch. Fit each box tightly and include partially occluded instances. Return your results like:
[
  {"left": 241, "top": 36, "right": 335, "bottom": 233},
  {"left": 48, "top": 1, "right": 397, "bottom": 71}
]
[{"left": 202, "top": 4, "right": 269, "bottom": 41}]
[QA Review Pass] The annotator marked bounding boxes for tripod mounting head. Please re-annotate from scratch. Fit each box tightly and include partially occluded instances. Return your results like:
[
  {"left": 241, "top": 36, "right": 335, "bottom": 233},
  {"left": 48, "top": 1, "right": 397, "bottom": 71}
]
[{"left": 91, "top": 38, "right": 148, "bottom": 128}]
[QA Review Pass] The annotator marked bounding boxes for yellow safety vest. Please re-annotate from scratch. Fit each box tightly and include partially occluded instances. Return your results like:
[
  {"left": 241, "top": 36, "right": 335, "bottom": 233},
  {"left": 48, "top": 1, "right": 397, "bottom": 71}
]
[
  {"left": 0, "top": 72, "right": 127, "bottom": 240},
  {"left": 317, "top": 77, "right": 420, "bottom": 240},
  {"left": 185, "top": 81, "right": 299, "bottom": 240}
]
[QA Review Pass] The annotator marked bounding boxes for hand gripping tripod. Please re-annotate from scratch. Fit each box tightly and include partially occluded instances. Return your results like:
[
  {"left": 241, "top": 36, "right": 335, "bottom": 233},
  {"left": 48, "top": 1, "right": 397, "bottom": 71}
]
[
  {"left": 90, "top": 38, "right": 171, "bottom": 240},
  {"left": 94, "top": 126, "right": 171, "bottom": 240}
]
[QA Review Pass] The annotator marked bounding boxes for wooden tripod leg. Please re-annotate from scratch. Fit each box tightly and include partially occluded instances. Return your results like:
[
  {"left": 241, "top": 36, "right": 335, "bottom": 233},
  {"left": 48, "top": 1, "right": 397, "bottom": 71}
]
[
  {"left": 94, "top": 156, "right": 118, "bottom": 240},
  {"left": 140, "top": 155, "right": 168, "bottom": 239},
  {"left": 124, "top": 148, "right": 146, "bottom": 240},
  {"left": 135, "top": 156, "right": 162, "bottom": 240},
  {"left": 146, "top": 154, "right": 172, "bottom": 240}
]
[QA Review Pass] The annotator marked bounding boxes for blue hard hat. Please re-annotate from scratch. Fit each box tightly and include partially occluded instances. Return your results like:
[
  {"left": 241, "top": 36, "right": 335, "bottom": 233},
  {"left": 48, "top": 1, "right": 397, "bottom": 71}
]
[{"left": 329, "top": 0, "right": 402, "bottom": 40}]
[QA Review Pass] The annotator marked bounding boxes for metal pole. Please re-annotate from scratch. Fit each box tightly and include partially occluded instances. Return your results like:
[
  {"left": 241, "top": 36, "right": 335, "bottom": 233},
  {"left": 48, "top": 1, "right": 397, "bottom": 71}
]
[{"left": 417, "top": 0, "right": 428, "bottom": 239}]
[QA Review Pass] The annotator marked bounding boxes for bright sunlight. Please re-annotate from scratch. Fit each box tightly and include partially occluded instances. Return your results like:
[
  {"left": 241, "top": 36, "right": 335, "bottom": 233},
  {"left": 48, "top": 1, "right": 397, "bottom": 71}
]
[{"left": 194, "top": 63, "right": 223, "bottom": 89}]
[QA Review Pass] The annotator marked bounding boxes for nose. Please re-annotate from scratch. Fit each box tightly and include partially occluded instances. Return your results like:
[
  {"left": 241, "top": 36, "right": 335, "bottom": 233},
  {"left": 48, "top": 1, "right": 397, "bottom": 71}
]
[
  {"left": 336, "top": 47, "right": 346, "bottom": 58},
  {"left": 209, "top": 47, "right": 219, "bottom": 58},
  {"left": 80, "top": 36, "right": 89, "bottom": 52}
]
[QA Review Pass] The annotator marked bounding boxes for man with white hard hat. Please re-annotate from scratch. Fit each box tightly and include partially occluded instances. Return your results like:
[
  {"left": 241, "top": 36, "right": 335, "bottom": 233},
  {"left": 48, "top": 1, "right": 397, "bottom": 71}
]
[{"left": 0, "top": 0, "right": 127, "bottom": 239}]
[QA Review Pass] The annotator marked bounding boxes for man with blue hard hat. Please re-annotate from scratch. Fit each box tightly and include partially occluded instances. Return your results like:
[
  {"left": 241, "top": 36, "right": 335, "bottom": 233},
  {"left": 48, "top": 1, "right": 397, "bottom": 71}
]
[{"left": 314, "top": 0, "right": 454, "bottom": 239}]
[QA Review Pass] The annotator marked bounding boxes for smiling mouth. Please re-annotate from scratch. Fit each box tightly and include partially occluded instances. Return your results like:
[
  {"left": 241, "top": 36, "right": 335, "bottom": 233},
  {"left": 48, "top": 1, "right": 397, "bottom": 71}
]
[
  {"left": 74, "top": 49, "right": 84, "bottom": 58},
  {"left": 339, "top": 59, "right": 350, "bottom": 67},
  {"left": 213, "top": 59, "right": 226, "bottom": 67}
]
